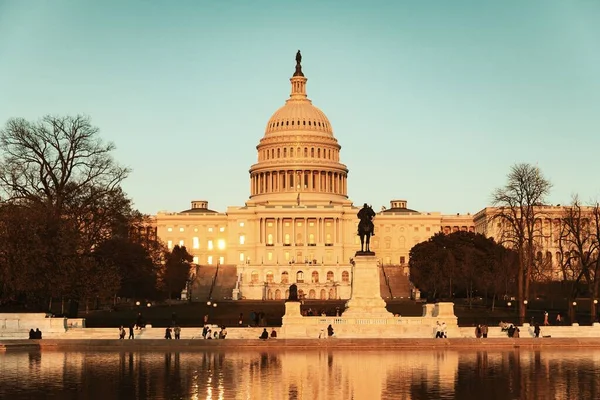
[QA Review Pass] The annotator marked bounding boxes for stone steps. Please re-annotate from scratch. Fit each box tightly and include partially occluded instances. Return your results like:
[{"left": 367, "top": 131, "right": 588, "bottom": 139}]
[
  {"left": 190, "top": 265, "right": 218, "bottom": 302},
  {"left": 211, "top": 265, "right": 238, "bottom": 301},
  {"left": 383, "top": 266, "right": 411, "bottom": 299}
]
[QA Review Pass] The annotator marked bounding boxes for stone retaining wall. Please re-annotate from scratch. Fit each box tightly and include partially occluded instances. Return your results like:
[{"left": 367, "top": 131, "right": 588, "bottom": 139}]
[{"left": 4, "top": 337, "right": 600, "bottom": 352}]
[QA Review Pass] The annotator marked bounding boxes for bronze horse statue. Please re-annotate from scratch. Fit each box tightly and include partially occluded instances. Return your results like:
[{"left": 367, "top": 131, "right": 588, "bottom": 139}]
[{"left": 357, "top": 203, "right": 375, "bottom": 254}]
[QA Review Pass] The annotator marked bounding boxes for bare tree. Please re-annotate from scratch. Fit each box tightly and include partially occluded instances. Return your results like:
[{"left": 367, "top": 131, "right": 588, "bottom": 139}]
[
  {"left": 0, "top": 115, "right": 130, "bottom": 309},
  {"left": 558, "top": 197, "right": 600, "bottom": 322},
  {"left": 0, "top": 115, "right": 129, "bottom": 214},
  {"left": 491, "top": 163, "right": 552, "bottom": 323}
]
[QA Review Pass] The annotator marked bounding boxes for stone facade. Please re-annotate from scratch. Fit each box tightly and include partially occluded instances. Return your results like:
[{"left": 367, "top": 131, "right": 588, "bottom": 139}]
[{"left": 154, "top": 54, "right": 580, "bottom": 299}]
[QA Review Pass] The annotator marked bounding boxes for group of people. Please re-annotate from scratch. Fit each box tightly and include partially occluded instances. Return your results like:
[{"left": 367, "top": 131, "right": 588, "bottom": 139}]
[
  {"left": 163, "top": 326, "right": 182, "bottom": 339},
  {"left": 247, "top": 310, "right": 268, "bottom": 327},
  {"left": 475, "top": 324, "right": 489, "bottom": 338},
  {"left": 435, "top": 321, "right": 448, "bottom": 338},
  {"left": 202, "top": 325, "right": 227, "bottom": 339},
  {"left": 28, "top": 328, "right": 42, "bottom": 339},
  {"left": 119, "top": 325, "right": 136, "bottom": 339},
  {"left": 259, "top": 328, "right": 278, "bottom": 339},
  {"left": 500, "top": 322, "right": 522, "bottom": 337},
  {"left": 319, "top": 325, "right": 335, "bottom": 338}
]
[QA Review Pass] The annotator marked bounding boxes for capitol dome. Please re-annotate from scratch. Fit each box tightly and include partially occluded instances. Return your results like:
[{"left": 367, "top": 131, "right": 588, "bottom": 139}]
[
  {"left": 264, "top": 94, "right": 333, "bottom": 137},
  {"left": 248, "top": 51, "right": 350, "bottom": 206}
]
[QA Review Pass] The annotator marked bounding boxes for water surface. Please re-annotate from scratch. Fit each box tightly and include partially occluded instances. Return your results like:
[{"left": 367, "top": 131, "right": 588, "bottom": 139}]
[{"left": 1, "top": 349, "right": 599, "bottom": 399}]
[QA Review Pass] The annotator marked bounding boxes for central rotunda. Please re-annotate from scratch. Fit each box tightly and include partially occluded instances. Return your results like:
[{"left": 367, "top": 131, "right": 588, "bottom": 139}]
[{"left": 248, "top": 51, "right": 350, "bottom": 206}]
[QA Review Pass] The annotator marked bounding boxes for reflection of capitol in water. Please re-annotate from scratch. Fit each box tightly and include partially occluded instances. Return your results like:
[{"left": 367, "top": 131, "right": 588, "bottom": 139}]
[{"left": 1, "top": 349, "right": 600, "bottom": 399}]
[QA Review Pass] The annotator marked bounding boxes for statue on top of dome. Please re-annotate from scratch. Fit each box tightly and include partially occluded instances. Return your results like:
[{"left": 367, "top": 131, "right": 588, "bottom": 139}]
[{"left": 294, "top": 50, "right": 304, "bottom": 77}]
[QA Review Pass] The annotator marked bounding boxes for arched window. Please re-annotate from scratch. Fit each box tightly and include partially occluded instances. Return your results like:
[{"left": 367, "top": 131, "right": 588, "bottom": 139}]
[
  {"left": 281, "top": 271, "right": 289, "bottom": 284},
  {"left": 251, "top": 271, "right": 259, "bottom": 284},
  {"left": 267, "top": 289, "right": 273, "bottom": 300},
  {"left": 311, "top": 271, "right": 319, "bottom": 283},
  {"left": 308, "top": 289, "right": 316, "bottom": 299},
  {"left": 329, "top": 289, "right": 335, "bottom": 299},
  {"left": 320, "top": 289, "right": 327, "bottom": 300},
  {"left": 298, "top": 289, "right": 304, "bottom": 299},
  {"left": 275, "top": 289, "right": 281, "bottom": 300},
  {"left": 342, "top": 271, "right": 349, "bottom": 282},
  {"left": 311, "top": 148, "right": 314, "bottom": 157},
  {"left": 327, "top": 271, "right": 334, "bottom": 282},
  {"left": 266, "top": 271, "right": 274, "bottom": 283},
  {"left": 296, "top": 271, "right": 304, "bottom": 283},
  {"left": 304, "top": 148, "right": 308, "bottom": 157},
  {"left": 290, "top": 147, "right": 294, "bottom": 157}
]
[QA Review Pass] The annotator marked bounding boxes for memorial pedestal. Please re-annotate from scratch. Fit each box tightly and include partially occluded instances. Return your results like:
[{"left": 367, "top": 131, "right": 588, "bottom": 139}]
[{"left": 343, "top": 255, "right": 393, "bottom": 318}]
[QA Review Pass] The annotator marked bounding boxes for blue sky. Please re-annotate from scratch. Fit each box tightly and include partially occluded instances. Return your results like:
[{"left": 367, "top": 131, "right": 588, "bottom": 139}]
[{"left": 1, "top": 1, "right": 599, "bottom": 215}]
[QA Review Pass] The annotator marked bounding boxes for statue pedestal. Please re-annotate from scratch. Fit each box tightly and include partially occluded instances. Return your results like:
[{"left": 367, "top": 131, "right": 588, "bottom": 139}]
[
  {"left": 344, "top": 255, "right": 393, "bottom": 318},
  {"left": 281, "top": 301, "right": 306, "bottom": 338},
  {"left": 282, "top": 301, "right": 302, "bottom": 319}
]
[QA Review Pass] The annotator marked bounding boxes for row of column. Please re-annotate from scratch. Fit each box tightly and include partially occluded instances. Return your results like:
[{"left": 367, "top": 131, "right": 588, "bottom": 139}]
[
  {"left": 256, "top": 217, "right": 343, "bottom": 245},
  {"left": 261, "top": 147, "right": 336, "bottom": 161},
  {"left": 250, "top": 170, "right": 347, "bottom": 196}
]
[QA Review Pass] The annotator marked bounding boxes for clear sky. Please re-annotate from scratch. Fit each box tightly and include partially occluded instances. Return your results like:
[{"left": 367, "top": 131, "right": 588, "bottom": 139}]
[{"left": 1, "top": 0, "right": 599, "bottom": 215}]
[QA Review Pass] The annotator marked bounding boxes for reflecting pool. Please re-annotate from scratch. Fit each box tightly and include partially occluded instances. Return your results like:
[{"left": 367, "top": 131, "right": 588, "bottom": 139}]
[{"left": 1, "top": 349, "right": 600, "bottom": 399}]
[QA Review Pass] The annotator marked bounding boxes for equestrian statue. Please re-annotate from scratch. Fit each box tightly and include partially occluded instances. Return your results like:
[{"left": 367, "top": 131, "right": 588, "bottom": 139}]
[{"left": 356, "top": 203, "right": 376, "bottom": 255}]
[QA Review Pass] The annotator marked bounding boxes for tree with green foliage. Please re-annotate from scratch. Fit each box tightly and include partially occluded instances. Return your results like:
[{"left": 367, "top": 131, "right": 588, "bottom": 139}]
[
  {"left": 159, "top": 245, "right": 193, "bottom": 300},
  {"left": 409, "top": 231, "right": 518, "bottom": 305}
]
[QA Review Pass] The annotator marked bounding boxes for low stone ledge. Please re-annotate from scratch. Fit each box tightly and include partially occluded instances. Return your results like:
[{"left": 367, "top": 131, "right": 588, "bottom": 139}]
[{"left": 4, "top": 337, "right": 600, "bottom": 351}]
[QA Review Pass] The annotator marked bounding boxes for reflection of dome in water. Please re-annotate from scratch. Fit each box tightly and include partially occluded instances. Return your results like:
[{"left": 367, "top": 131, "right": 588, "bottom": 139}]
[{"left": 248, "top": 51, "right": 350, "bottom": 206}]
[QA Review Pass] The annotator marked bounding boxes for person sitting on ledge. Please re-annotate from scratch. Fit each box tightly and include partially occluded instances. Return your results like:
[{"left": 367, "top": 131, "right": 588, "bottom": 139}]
[
  {"left": 219, "top": 326, "right": 227, "bottom": 339},
  {"left": 259, "top": 328, "right": 269, "bottom": 340},
  {"left": 534, "top": 323, "right": 541, "bottom": 338},
  {"left": 270, "top": 328, "right": 277, "bottom": 338},
  {"left": 35, "top": 328, "right": 42, "bottom": 339},
  {"left": 29, "top": 329, "right": 35, "bottom": 339},
  {"left": 327, "top": 324, "right": 334, "bottom": 337}
]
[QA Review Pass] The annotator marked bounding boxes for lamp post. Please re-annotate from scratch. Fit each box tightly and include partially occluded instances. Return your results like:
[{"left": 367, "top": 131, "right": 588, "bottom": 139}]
[
  {"left": 572, "top": 301, "right": 578, "bottom": 324},
  {"left": 594, "top": 299, "right": 599, "bottom": 323},
  {"left": 522, "top": 300, "right": 528, "bottom": 325}
]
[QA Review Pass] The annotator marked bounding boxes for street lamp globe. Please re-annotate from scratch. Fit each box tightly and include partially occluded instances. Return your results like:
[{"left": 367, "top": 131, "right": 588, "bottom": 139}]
[
  {"left": 523, "top": 300, "right": 528, "bottom": 305},
  {"left": 594, "top": 299, "right": 598, "bottom": 305},
  {"left": 135, "top": 301, "right": 140, "bottom": 306},
  {"left": 573, "top": 301, "right": 577, "bottom": 306},
  {"left": 213, "top": 303, "right": 218, "bottom": 308},
  {"left": 207, "top": 301, "right": 211, "bottom": 306},
  {"left": 507, "top": 302, "right": 512, "bottom": 307},
  {"left": 146, "top": 303, "right": 151, "bottom": 308}
]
